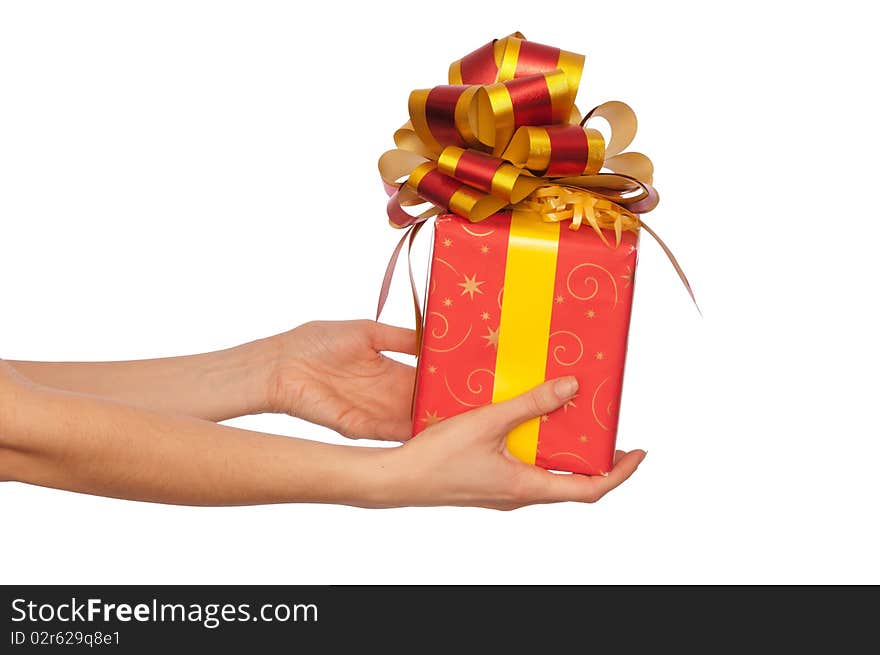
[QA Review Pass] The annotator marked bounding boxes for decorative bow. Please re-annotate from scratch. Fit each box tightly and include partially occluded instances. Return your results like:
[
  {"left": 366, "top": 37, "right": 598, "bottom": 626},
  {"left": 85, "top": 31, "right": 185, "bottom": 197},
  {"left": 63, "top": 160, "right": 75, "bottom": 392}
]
[
  {"left": 376, "top": 33, "right": 697, "bottom": 322},
  {"left": 379, "top": 32, "right": 660, "bottom": 240}
]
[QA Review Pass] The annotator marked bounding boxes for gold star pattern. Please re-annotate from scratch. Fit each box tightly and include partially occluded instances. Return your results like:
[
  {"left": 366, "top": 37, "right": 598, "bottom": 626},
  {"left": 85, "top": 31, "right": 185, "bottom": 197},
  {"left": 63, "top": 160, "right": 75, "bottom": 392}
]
[
  {"left": 482, "top": 325, "right": 500, "bottom": 348},
  {"left": 442, "top": 238, "right": 453, "bottom": 247},
  {"left": 480, "top": 311, "right": 490, "bottom": 321},
  {"left": 621, "top": 265, "right": 634, "bottom": 288},
  {"left": 540, "top": 414, "right": 549, "bottom": 423},
  {"left": 442, "top": 297, "right": 453, "bottom": 307},
  {"left": 585, "top": 309, "right": 596, "bottom": 319},
  {"left": 628, "top": 244, "right": 637, "bottom": 254},
  {"left": 421, "top": 410, "right": 444, "bottom": 426},
  {"left": 480, "top": 244, "right": 490, "bottom": 254},
  {"left": 594, "top": 352, "right": 605, "bottom": 360},
  {"left": 458, "top": 273, "right": 485, "bottom": 300},
  {"left": 563, "top": 397, "right": 578, "bottom": 412},
  {"left": 579, "top": 435, "right": 589, "bottom": 443},
  {"left": 427, "top": 364, "right": 437, "bottom": 374},
  {"left": 555, "top": 295, "right": 565, "bottom": 304}
]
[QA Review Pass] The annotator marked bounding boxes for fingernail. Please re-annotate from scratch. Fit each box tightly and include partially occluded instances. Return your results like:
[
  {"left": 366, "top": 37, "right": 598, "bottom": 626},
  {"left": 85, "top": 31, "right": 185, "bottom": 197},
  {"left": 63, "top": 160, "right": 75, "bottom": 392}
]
[{"left": 553, "top": 376, "right": 578, "bottom": 399}]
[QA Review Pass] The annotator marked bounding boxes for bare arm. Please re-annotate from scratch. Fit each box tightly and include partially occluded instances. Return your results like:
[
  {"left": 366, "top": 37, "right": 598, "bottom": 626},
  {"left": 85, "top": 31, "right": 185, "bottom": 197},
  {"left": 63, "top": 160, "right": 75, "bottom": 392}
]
[
  {"left": 0, "top": 362, "right": 391, "bottom": 506},
  {"left": 7, "top": 338, "right": 275, "bottom": 422},
  {"left": 7, "top": 321, "right": 419, "bottom": 438}
]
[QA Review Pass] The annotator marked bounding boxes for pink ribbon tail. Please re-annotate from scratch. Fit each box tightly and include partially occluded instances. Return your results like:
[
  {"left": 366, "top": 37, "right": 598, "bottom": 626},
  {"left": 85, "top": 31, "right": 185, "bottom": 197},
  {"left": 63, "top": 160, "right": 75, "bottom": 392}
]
[{"left": 640, "top": 219, "right": 701, "bottom": 316}]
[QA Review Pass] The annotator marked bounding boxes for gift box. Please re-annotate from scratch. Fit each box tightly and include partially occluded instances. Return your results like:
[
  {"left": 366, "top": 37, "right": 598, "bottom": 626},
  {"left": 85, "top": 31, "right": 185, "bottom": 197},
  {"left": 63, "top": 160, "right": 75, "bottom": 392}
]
[
  {"left": 411, "top": 211, "right": 638, "bottom": 475},
  {"left": 377, "top": 33, "right": 691, "bottom": 476}
]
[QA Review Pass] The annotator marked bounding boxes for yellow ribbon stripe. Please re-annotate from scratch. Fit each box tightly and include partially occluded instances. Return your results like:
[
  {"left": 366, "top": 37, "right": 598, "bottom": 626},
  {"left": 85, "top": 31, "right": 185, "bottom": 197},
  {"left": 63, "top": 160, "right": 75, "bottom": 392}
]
[{"left": 492, "top": 210, "right": 561, "bottom": 464}]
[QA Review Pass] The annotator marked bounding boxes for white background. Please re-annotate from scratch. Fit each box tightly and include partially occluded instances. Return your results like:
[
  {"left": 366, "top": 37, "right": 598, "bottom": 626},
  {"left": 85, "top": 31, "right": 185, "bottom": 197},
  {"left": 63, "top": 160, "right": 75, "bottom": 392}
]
[{"left": 1, "top": 1, "right": 878, "bottom": 584}]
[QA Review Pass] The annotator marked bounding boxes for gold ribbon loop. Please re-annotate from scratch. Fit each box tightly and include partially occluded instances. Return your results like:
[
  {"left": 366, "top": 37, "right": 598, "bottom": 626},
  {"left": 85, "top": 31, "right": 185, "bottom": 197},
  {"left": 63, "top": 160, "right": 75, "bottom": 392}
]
[
  {"left": 408, "top": 86, "right": 481, "bottom": 155},
  {"left": 472, "top": 70, "right": 573, "bottom": 155},
  {"left": 407, "top": 162, "right": 508, "bottom": 223},
  {"left": 604, "top": 151, "right": 654, "bottom": 185},
  {"left": 448, "top": 31, "right": 584, "bottom": 95},
  {"left": 378, "top": 148, "right": 430, "bottom": 189},
  {"left": 581, "top": 100, "right": 638, "bottom": 159},
  {"left": 448, "top": 32, "right": 524, "bottom": 85},
  {"left": 437, "top": 146, "right": 541, "bottom": 204},
  {"left": 503, "top": 124, "right": 605, "bottom": 177}
]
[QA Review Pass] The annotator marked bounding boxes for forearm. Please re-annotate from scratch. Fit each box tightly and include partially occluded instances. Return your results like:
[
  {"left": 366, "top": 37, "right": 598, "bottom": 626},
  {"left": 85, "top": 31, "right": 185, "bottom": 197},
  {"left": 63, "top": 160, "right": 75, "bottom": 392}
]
[
  {"left": 8, "top": 337, "right": 276, "bottom": 422},
  {"left": 0, "top": 381, "right": 395, "bottom": 507}
]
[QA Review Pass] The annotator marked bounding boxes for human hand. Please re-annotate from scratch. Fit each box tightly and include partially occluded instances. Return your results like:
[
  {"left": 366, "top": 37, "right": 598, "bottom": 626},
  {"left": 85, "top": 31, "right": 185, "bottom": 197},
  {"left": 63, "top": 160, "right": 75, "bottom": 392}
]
[
  {"left": 265, "top": 320, "right": 418, "bottom": 441},
  {"left": 380, "top": 376, "right": 646, "bottom": 509}
]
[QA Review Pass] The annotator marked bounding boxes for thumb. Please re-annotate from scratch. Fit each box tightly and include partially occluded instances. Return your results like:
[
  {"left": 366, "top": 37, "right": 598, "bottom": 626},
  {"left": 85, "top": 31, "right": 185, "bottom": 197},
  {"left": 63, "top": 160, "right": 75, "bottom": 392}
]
[{"left": 487, "top": 376, "right": 579, "bottom": 433}]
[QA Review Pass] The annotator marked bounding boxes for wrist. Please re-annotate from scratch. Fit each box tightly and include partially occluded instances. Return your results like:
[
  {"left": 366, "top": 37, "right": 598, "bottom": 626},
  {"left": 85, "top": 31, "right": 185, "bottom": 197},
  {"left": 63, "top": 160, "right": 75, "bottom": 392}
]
[
  {"left": 216, "top": 336, "right": 281, "bottom": 417},
  {"left": 319, "top": 445, "right": 411, "bottom": 509},
  {"left": 259, "top": 328, "right": 310, "bottom": 417},
  {"left": 358, "top": 445, "right": 422, "bottom": 508},
  {"left": 358, "top": 446, "right": 408, "bottom": 508}
]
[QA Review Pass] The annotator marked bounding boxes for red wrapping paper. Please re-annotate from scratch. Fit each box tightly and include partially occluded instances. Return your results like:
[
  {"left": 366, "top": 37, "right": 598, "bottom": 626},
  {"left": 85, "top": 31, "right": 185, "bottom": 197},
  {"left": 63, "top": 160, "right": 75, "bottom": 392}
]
[{"left": 411, "top": 212, "right": 638, "bottom": 475}]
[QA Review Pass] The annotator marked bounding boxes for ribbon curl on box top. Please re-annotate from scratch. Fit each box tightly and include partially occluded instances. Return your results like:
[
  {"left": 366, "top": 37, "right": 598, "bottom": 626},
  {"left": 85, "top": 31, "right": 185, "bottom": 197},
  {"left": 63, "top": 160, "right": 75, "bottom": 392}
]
[{"left": 377, "top": 33, "right": 697, "bottom": 325}]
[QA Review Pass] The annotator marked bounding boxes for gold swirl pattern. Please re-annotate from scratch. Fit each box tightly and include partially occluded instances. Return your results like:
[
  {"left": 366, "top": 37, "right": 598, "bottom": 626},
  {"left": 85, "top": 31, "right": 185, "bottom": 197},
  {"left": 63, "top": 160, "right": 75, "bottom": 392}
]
[
  {"left": 424, "top": 320, "right": 473, "bottom": 353},
  {"left": 566, "top": 262, "right": 619, "bottom": 309},
  {"left": 434, "top": 257, "right": 460, "bottom": 276},
  {"left": 444, "top": 370, "right": 492, "bottom": 408},
  {"left": 548, "top": 330, "right": 584, "bottom": 366},
  {"left": 497, "top": 287, "right": 504, "bottom": 310},
  {"left": 427, "top": 311, "right": 449, "bottom": 339},
  {"left": 460, "top": 225, "right": 495, "bottom": 238},
  {"left": 591, "top": 377, "right": 610, "bottom": 431},
  {"left": 467, "top": 368, "right": 495, "bottom": 395}
]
